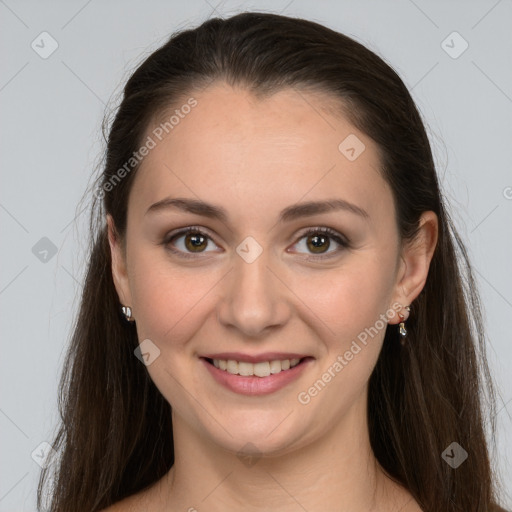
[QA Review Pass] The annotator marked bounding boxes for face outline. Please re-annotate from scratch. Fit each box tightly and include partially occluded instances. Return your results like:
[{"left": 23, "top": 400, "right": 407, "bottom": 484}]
[{"left": 108, "top": 81, "right": 438, "bottom": 459}]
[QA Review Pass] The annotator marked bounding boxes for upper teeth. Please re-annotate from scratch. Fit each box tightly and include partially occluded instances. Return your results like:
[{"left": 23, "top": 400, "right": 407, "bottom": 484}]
[{"left": 212, "top": 358, "right": 301, "bottom": 377}]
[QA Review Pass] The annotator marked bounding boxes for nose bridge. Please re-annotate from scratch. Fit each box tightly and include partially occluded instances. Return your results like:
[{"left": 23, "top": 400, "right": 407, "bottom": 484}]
[{"left": 217, "top": 242, "right": 289, "bottom": 337}]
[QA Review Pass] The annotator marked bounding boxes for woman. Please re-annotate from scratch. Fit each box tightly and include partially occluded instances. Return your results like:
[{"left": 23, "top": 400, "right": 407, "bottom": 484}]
[{"left": 38, "top": 11, "right": 507, "bottom": 512}]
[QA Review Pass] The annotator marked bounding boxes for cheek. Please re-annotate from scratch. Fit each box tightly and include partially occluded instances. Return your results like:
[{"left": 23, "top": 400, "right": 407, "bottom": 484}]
[
  {"left": 289, "top": 253, "right": 397, "bottom": 405},
  {"left": 292, "top": 262, "right": 393, "bottom": 426},
  {"left": 127, "top": 248, "right": 217, "bottom": 350},
  {"left": 291, "top": 254, "right": 396, "bottom": 346},
  {"left": 126, "top": 251, "right": 219, "bottom": 416}
]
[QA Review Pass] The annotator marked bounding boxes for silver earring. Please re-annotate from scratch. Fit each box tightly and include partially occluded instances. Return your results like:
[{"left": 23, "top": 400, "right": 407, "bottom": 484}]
[
  {"left": 121, "top": 305, "right": 134, "bottom": 322},
  {"left": 398, "top": 305, "right": 411, "bottom": 345}
]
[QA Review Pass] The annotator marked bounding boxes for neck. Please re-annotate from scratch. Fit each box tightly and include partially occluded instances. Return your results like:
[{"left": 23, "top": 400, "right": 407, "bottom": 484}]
[{"left": 153, "top": 395, "right": 413, "bottom": 512}]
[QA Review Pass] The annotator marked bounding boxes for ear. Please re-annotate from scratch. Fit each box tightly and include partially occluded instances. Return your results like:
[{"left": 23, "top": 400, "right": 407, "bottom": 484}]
[
  {"left": 107, "top": 214, "right": 133, "bottom": 309},
  {"left": 389, "top": 210, "right": 438, "bottom": 324}
]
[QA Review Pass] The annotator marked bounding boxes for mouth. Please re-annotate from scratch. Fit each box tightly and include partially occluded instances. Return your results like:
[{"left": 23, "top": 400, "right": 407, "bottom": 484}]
[
  {"left": 200, "top": 354, "right": 314, "bottom": 395},
  {"left": 203, "top": 356, "right": 308, "bottom": 377}
]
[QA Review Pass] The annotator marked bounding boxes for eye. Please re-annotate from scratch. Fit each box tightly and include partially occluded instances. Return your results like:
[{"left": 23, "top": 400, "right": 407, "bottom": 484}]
[
  {"left": 164, "top": 227, "right": 220, "bottom": 258},
  {"left": 290, "top": 227, "right": 349, "bottom": 259},
  {"left": 163, "top": 226, "right": 349, "bottom": 260}
]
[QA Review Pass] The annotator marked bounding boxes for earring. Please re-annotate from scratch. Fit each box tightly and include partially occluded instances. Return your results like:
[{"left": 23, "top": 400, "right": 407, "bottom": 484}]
[
  {"left": 398, "top": 305, "right": 411, "bottom": 345},
  {"left": 121, "top": 305, "right": 134, "bottom": 322}
]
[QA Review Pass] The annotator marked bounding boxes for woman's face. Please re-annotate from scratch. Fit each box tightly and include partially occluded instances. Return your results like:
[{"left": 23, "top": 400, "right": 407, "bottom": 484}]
[{"left": 109, "top": 82, "right": 420, "bottom": 457}]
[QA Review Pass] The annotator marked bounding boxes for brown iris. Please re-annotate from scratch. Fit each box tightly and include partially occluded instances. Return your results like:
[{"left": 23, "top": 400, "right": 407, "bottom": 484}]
[
  {"left": 306, "top": 233, "right": 330, "bottom": 254},
  {"left": 184, "top": 232, "right": 208, "bottom": 252}
]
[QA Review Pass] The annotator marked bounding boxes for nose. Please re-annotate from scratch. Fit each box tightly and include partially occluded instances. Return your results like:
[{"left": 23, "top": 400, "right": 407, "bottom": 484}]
[{"left": 216, "top": 249, "right": 291, "bottom": 339}]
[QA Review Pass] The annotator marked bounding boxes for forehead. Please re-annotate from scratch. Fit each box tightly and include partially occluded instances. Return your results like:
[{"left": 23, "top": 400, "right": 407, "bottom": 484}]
[{"left": 129, "top": 82, "right": 392, "bottom": 225}]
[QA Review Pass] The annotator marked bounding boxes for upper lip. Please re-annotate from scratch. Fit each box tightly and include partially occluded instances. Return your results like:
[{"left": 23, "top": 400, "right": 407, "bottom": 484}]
[{"left": 201, "top": 352, "right": 312, "bottom": 363}]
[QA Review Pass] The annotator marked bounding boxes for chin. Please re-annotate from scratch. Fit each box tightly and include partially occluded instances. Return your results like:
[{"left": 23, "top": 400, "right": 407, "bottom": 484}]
[{"left": 198, "top": 410, "right": 309, "bottom": 459}]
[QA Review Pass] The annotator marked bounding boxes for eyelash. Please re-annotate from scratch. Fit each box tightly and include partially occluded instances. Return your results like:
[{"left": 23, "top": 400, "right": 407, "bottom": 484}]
[{"left": 163, "top": 226, "right": 350, "bottom": 261}]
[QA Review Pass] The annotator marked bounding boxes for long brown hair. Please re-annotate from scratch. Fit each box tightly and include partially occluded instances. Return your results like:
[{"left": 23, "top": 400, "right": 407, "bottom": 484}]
[{"left": 38, "top": 12, "right": 505, "bottom": 511}]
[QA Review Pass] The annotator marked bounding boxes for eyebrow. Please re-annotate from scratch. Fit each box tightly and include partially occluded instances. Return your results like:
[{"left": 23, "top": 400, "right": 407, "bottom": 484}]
[{"left": 145, "top": 197, "right": 369, "bottom": 222}]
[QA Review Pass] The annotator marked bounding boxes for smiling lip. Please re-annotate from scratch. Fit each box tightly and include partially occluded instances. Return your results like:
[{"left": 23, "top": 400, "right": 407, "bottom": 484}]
[
  {"left": 200, "top": 352, "right": 310, "bottom": 363},
  {"left": 201, "top": 353, "right": 313, "bottom": 396}
]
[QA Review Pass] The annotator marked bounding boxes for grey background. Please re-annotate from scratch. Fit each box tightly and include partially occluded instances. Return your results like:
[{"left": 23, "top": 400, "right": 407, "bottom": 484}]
[{"left": 1, "top": 0, "right": 511, "bottom": 509}]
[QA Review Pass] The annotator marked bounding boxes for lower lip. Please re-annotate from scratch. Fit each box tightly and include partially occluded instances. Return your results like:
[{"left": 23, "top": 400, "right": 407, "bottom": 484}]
[{"left": 201, "top": 358, "right": 313, "bottom": 396}]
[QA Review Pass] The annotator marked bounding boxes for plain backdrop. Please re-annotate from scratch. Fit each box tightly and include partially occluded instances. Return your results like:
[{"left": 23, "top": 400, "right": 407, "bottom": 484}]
[{"left": 1, "top": 0, "right": 511, "bottom": 509}]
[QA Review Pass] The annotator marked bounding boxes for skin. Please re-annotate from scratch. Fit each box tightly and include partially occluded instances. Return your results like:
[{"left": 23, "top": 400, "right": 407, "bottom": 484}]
[{"left": 105, "top": 82, "right": 438, "bottom": 511}]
